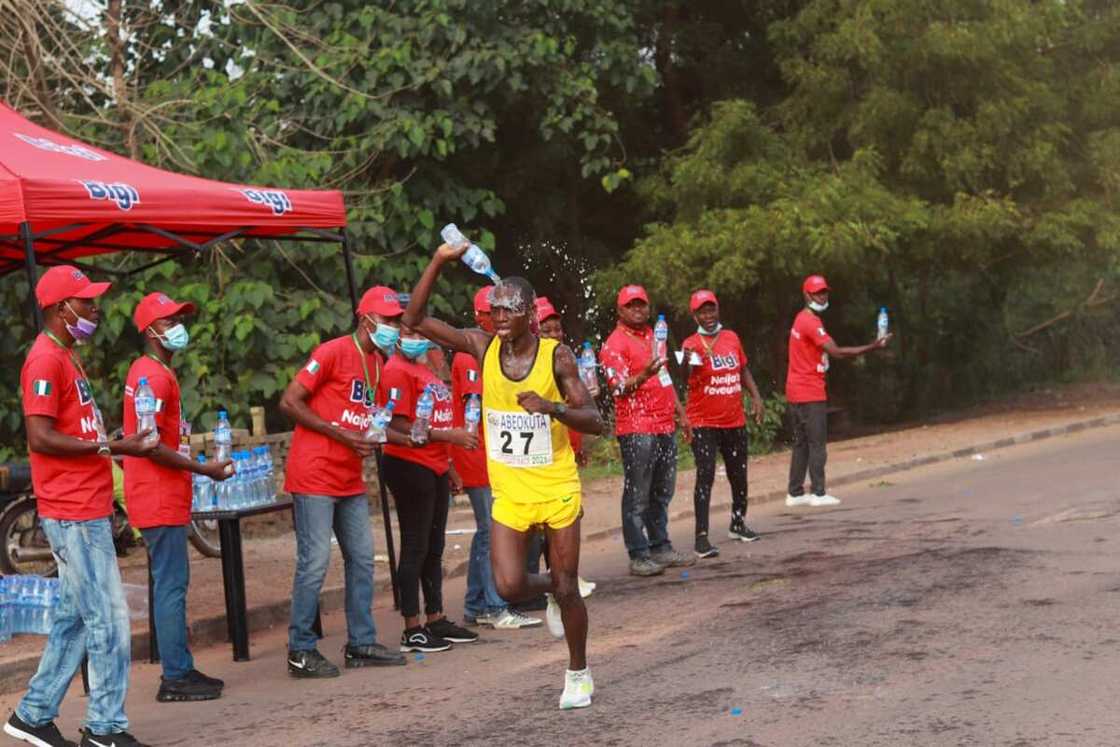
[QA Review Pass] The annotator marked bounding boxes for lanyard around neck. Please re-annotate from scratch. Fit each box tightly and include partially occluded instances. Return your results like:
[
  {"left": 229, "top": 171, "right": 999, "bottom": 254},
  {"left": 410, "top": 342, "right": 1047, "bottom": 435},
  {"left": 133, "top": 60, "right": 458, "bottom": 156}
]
[
  {"left": 45, "top": 330, "right": 90, "bottom": 381},
  {"left": 351, "top": 333, "right": 380, "bottom": 408}
]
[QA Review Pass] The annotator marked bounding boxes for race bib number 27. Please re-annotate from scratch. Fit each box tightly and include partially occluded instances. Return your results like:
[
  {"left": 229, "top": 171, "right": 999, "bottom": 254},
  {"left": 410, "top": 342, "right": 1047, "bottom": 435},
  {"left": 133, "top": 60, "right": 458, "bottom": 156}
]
[{"left": 485, "top": 408, "right": 553, "bottom": 467}]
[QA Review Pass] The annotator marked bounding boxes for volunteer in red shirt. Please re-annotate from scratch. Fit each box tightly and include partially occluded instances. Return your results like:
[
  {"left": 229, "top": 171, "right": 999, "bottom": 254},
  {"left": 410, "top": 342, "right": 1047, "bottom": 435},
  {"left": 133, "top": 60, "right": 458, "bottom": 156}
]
[
  {"left": 536, "top": 296, "right": 597, "bottom": 599},
  {"left": 599, "top": 284, "right": 694, "bottom": 577},
  {"left": 381, "top": 324, "right": 480, "bottom": 652},
  {"left": 785, "top": 275, "right": 892, "bottom": 507},
  {"left": 682, "top": 290, "right": 765, "bottom": 558},
  {"left": 452, "top": 287, "right": 541, "bottom": 629},
  {"left": 279, "top": 285, "right": 407, "bottom": 678},
  {"left": 8, "top": 266, "right": 156, "bottom": 747},
  {"left": 122, "top": 292, "right": 230, "bottom": 704}
]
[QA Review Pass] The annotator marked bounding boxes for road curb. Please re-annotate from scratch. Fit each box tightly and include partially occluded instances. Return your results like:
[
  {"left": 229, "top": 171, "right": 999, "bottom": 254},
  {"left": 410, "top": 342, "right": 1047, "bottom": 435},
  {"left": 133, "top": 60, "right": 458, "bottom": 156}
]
[{"left": 1, "top": 411, "right": 1116, "bottom": 695}]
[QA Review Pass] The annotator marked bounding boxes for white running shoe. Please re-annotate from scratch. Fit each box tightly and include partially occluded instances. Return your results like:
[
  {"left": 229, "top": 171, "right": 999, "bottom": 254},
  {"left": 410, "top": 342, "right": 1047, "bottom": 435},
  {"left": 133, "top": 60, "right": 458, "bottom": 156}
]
[
  {"left": 578, "top": 577, "right": 595, "bottom": 599},
  {"left": 808, "top": 493, "right": 841, "bottom": 506},
  {"left": 489, "top": 608, "right": 543, "bottom": 629},
  {"left": 545, "top": 593, "right": 565, "bottom": 639},
  {"left": 785, "top": 493, "right": 813, "bottom": 507},
  {"left": 559, "top": 668, "right": 594, "bottom": 709}
]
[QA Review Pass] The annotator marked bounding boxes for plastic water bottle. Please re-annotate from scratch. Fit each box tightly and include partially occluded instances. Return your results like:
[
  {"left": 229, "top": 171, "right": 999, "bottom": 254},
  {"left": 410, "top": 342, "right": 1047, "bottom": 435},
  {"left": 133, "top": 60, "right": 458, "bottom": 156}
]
[
  {"left": 213, "top": 410, "right": 233, "bottom": 475},
  {"left": 233, "top": 452, "right": 250, "bottom": 508},
  {"left": 653, "top": 315, "right": 669, "bottom": 361},
  {"left": 440, "top": 223, "right": 501, "bottom": 284},
  {"left": 877, "top": 307, "right": 889, "bottom": 340},
  {"left": 411, "top": 386, "right": 434, "bottom": 444},
  {"left": 578, "top": 342, "right": 599, "bottom": 396},
  {"left": 252, "top": 447, "right": 267, "bottom": 504},
  {"left": 365, "top": 400, "right": 396, "bottom": 444},
  {"left": 134, "top": 377, "right": 160, "bottom": 448},
  {"left": 464, "top": 394, "right": 481, "bottom": 435},
  {"left": 193, "top": 455, "right": 212, "bottom": 512},
  {"left": 261, "top": 446, "right": 275, "bottom": 502}
]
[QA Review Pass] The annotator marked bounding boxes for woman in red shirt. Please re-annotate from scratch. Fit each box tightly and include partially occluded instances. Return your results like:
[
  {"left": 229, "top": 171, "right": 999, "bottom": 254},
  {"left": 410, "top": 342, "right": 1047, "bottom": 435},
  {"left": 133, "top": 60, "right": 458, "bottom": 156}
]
[
  {"left": 682, "top": 290, "right": 765, "bottom": 558},
  {"left": 381, "top": 325, "right": 479, "bottom": 653}
]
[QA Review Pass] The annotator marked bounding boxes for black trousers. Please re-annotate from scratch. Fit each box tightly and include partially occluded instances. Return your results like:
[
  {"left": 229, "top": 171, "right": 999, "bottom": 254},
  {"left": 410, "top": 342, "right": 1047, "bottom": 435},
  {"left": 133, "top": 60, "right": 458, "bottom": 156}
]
[
  {"left": 690, "top": 426, "right": 749, "bottom": 536},
  {"left": 382, "top": 454, "right": 450, "bottom": 619},
  {"left": 787, "top": 401, "right": 828, "bottom": 496}
]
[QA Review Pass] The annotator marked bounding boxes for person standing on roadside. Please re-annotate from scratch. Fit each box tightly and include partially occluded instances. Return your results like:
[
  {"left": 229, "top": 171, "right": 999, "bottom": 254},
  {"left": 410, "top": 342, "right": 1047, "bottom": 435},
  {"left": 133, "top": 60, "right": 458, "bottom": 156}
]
[
  {"left": 5, "top": 266, "right": 156, "bottom": 747},
  {"left": 454, "top": 287, "right": 541, "bottom": 630},
  {"left": 599, "top": 285, "right": 694, "bottom": 577},
  {"left": 279, "top": 285, "right": 407, "bottom": 678},
  {"left": 122, "top": 292, "right": 231, "bottom": 703},
  {"left": 785, "top": 275, "right": 892, "bottom": 507},
  {"left": 682, "top": 290, "right": 765, "bottom": 558}
]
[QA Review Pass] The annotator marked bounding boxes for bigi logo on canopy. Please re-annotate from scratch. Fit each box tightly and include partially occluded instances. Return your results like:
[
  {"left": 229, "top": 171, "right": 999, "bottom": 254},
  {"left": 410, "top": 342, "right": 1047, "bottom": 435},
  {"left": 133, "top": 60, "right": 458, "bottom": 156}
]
[
  {"left": 15, "top": 133, "right": 108, "bottom": 162},
  {"left": 77, "top": 180, "right": 140, "bottom": 211},
  {"left": 236, "top": 188, "right": 293, "bottom": 215}
]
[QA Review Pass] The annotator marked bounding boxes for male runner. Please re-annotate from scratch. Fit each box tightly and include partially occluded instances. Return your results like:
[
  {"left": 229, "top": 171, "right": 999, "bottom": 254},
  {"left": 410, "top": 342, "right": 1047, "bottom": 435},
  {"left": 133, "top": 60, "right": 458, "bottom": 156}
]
[{"left": 403, "top": 243, "right": 604, "bottom": 710}]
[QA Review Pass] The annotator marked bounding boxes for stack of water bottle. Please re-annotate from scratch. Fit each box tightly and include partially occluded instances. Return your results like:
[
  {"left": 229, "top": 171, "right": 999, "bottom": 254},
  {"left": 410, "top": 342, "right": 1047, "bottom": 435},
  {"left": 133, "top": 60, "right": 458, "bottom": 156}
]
[
  {"left": 0, "top": 575, "right": 61, "bottom": 642},
  {"left": 191, "top": 410, "right": 277, "bottom": 513}
]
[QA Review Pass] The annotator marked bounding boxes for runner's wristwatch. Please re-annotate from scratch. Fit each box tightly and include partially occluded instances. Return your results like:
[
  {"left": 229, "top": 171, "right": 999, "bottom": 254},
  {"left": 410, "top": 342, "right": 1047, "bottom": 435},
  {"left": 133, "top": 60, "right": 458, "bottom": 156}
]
[
  {"left": 97, "top": 440, "right": 111, "bottom": 456},
  {"left": 552, "top": 402, "right": 568, "bottom": 417}
]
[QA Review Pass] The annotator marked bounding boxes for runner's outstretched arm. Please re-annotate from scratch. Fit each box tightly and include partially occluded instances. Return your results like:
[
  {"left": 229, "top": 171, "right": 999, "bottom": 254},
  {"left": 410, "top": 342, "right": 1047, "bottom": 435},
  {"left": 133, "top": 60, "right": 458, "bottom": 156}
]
[
  {"left": 402, "top": 243, "right": 492, "bottom": 361},
  {"left": 518, "top": 344, "right": 603, "bottom": 436}
]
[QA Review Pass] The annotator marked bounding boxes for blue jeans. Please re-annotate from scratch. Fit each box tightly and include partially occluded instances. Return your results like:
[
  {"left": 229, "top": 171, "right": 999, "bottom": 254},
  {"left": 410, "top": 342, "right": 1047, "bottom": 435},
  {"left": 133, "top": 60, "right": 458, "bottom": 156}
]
[
  {"left": 140, "top": 525, "right": 193, "bottom": 680},
  {"left": 463, "top": 486, "right": 507, "bottom": 617},
  {"left": 17, "top": 517, "right": 130, "bottom": 735},
  {"left": 288, "top": 494, "right": 377, "bottom": 652},
  {"left": 618, "top": 433, "right": 678, "bottom": 559}
]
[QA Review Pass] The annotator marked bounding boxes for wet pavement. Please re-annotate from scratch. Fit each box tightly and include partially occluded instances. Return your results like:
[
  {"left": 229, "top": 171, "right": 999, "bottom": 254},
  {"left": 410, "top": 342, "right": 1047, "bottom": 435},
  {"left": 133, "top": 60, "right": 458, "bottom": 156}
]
[{"left": 2, "top": 424, "right": 1118, "bottom": 746}]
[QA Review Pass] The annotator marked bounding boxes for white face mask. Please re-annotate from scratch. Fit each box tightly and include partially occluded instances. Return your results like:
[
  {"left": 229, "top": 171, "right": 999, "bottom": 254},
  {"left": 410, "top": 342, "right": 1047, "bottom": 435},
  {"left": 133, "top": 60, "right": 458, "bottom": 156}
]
[
  {"left": 698, "top": 323, "right": 722, "bottom": 337},
  {"left": 808, "top": 300, "right": 829, "bottom": 313}
]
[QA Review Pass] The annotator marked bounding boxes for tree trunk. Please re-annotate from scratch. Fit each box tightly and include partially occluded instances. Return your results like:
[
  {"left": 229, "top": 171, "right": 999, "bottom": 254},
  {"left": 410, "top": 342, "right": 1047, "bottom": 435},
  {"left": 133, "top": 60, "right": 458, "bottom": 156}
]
[{"left": 105, "top": 0, "right": 138, "bottom": 158}]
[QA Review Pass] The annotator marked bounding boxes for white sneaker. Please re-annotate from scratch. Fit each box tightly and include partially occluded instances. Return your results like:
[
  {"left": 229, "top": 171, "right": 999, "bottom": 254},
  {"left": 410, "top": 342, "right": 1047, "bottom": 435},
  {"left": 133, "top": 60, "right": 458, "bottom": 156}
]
[
  {"left": 559, "top": 668, "right": 594, "bottom": 709},
  {"left": 785, "top": 493, "right": 813, "bottom": 507},
  {"left": 489, "top": 608, "right": 543, "bottom": 629},
  {"left": 545, "top": 593, "right": 565, "bottom": 639},
  {"left": 808, "top": 493, "right": 841, "bottom": 506},
  {"left": 578, "top": 577, "right": 595, "bottom": 599}
]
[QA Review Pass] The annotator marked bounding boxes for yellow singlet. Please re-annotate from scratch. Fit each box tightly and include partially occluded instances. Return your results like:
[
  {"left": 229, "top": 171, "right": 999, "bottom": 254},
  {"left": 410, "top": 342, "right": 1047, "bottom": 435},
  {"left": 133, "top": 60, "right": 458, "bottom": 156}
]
[{"left": 482, "top": 336, "right": 580, "bottom": 505}]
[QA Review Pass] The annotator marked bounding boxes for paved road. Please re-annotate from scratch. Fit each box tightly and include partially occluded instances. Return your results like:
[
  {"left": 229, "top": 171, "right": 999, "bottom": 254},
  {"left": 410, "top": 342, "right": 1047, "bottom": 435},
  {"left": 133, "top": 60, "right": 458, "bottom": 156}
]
[{"left": 4, "top": 425, "right": 1119, "bottom": 746}]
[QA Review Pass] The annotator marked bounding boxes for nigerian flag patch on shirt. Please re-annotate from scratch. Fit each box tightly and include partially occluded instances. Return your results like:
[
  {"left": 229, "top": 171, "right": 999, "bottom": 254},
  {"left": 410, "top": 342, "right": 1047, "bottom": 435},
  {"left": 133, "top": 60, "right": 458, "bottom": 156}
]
[
  {"left": 33, "top": 380, "right": 51, "bottom": 396},
  {"left": 388, "top": 387, "right": 401, "bottom": 401},
  {"left": 467, "top": 369, "right": 479, "bottom": 382},
  {"left": 305, "top": 359, "right": 320, "bottom": 374}
]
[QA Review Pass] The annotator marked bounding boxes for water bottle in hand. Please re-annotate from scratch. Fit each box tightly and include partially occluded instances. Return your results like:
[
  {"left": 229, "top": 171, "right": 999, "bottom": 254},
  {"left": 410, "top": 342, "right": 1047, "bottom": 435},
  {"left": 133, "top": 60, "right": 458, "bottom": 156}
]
[
  {"left": 213, "top": 410, "right": 233, "bottom": 474},
  {"left": 578, "top": 342, "right": 600, "bottom": 396},
  {"left": 464, "top": 394, "right": 481, "bottom": 435},
  {"left": 877, "top": 307, "right": 889, "bottom": 341},
  {"left": 134, "top": 377, "right": 160, "bottom": 448},
  {"left": 365, "top": 400, "right": 396, "bottom": 444},
  {"left": 440, "top": 223, "right": 501, "bottom": 284},
  {"left": 411, "top": 386, "right": 434, "bottom": 444}
]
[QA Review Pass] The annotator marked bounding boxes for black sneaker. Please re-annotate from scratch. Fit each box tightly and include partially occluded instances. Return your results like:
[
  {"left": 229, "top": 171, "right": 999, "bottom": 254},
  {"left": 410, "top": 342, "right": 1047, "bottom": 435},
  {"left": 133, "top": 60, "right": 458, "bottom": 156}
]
[
  {"left": 729, "top": 516, "right": 760, "bottom": 542},
  {"left": 344, "top": 643, "right": 406, "bottom": 668},
  {"left": 4, "top": 713, "right": 77, "bottom": 747},
  {"left": 185, "top": 669, "right": 224, "bottom": 689},
  {"left": 400, "top": 626, "right": 452, "bottom": 653},
  {"left": 156, "top": 674, "right": 221, "bottom": 703},
  {"left": 694, "top": 533, "right": 720, "bottom": 558},
  {"left": 426, "top": 618, "right": 479, "bottom": 643},
  {"left": 287, "top": 648, "right": 341, "bottom": 678},
  {"left": 79, "top": 730, "right": 148, "bottom": 747}
]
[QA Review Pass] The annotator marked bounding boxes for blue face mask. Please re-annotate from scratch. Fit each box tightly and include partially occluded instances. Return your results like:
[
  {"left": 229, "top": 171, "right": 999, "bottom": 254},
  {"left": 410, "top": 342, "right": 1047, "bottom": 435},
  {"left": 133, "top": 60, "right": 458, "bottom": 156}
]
[
  {"left": 400, "top": 338, "right": 432, "bottom": 360},
  {"left": 155, "top": 323, "right": 190, "bottom": 351},
  {"left": 371, "top": 323, "right": 400, "bottom": 353}
]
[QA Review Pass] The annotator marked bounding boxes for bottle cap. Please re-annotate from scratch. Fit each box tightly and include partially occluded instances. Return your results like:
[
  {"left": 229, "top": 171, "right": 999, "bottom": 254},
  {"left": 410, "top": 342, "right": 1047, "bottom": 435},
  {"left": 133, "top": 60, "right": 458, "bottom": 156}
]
[{"left": 139, "top": 376, "right": 148, "bottom": 386}]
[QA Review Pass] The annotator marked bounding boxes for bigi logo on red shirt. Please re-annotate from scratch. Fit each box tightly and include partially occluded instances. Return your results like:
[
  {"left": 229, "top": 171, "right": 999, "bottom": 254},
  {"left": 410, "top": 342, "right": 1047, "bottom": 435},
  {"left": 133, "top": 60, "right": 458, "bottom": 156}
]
[
  {"left": 78, "top": 180, "right": 140, "bottom": 210},
  {"left": 237, "top": 188, "right": 293, "bottom": 215}
]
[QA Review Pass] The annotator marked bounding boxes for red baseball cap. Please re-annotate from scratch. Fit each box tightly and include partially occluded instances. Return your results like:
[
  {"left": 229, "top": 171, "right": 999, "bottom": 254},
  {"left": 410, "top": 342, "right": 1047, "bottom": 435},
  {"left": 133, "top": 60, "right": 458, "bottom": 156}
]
[
  {"left": 357, "top": 285, "right": 403, "bottom": 317},
  {"left": 803, "top": 275, "right": 829, "bottom": 294},
  {"left": 617, "top": 284, "right": 649, "bottom": 307},
  {"left": 35, "top": 265, "right": 111, "bottom": 308},
  {"left": 133, "top": 292, "right": 196, "bottom": 332},
  {"left": 535, "top": 296, "right": 560, "bottom": 323},
  {"left": 473, "top": 285, "right": 494, "bottom": 314},
  {"left": 689, "top": 289, "right": 718, "bottom": 312}
]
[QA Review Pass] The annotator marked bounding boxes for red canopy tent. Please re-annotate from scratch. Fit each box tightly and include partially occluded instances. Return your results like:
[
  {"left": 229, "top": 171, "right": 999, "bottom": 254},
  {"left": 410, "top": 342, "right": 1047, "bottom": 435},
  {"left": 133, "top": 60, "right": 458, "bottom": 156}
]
[
  {"left": 0, "top": 101, "right": 402, "bottom": 610},
  {"left": 0, "top": 100, "right": 361, "bottom": 322}
]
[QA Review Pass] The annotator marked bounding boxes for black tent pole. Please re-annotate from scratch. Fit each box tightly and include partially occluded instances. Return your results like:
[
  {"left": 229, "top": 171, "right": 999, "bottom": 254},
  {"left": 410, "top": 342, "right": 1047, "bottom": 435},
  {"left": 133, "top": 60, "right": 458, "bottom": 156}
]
[
  {"left": 340, "top": 229, "right": 400, "bottom": 610},
  {"left": 21, "top": 222, "right": 42, "bottom": 331}
]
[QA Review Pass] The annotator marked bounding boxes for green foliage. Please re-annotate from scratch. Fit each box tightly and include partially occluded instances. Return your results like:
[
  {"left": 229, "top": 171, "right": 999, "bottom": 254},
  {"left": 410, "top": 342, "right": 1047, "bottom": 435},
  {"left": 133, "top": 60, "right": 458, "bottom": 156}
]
[{"left": 746, "top": 393, "right": 787, "bottom": 456}]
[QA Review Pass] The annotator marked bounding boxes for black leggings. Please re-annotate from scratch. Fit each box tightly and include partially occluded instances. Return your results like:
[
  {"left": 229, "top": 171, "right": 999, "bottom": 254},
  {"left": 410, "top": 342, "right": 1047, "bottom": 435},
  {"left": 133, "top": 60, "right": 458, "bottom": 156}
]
[
  {"left": 690, "top": 426, "right": 749, "bottom": 536},
  {"left": 382, "top": 455, "right": 450, "bottom": 619}
]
